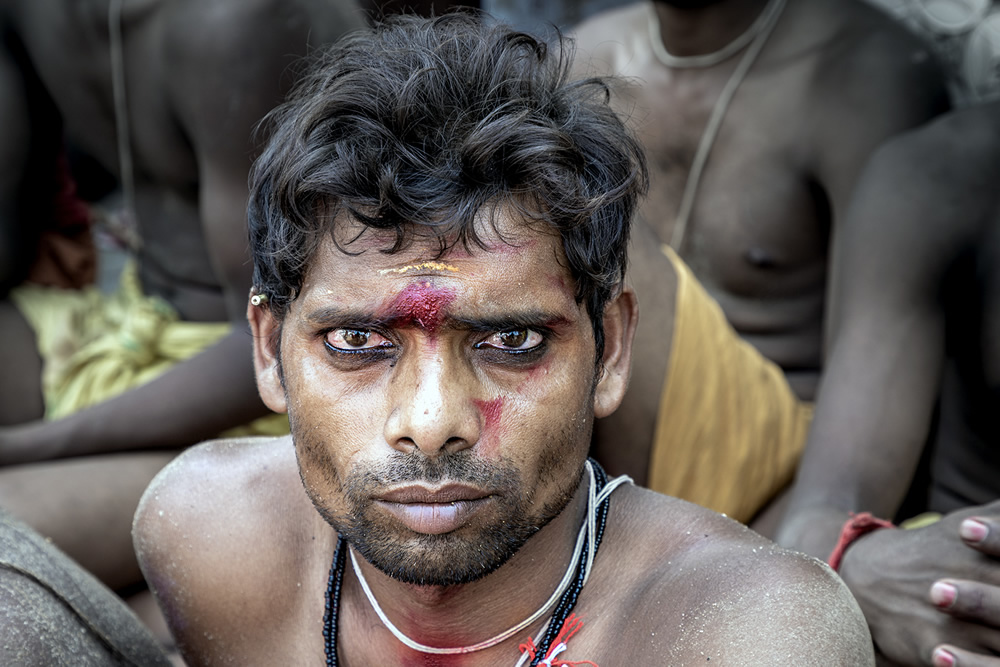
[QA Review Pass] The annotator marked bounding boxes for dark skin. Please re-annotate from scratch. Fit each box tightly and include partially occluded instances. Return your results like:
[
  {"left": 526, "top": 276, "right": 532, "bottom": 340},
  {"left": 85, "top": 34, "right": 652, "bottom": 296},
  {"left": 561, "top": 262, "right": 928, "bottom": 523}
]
[
  {"left": 573, "top": 0, "right": 948, "bottom": 400},
  {"left": 0, "top": 0, "right": 366, "bottom": 590},
  {"left": 134, "top": 218, "right": 874, "bottom": 666},
  {"left": 776, "top": 102, "right": 1000, "bottom": 667}
]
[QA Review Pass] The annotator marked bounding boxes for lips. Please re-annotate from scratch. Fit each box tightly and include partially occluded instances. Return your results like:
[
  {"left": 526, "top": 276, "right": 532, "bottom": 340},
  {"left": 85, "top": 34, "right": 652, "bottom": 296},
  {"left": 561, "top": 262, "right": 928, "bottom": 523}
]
[{"left": 375, "top": 484, "right": 492, "bottom": 535}]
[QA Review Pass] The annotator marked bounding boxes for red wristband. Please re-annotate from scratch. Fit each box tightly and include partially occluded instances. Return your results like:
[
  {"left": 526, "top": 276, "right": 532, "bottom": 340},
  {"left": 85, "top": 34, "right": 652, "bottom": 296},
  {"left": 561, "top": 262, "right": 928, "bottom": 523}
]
[{"left": 827, "top": 512, "right": 895, "bottom": 572}]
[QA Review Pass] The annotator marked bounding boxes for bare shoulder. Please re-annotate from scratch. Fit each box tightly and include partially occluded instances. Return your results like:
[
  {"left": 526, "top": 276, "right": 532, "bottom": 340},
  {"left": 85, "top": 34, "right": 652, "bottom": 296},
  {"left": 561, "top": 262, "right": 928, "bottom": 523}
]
[
  {"left": 161, "top": 0, "right": 366, "bottom": 64},
  {"left": 800, "top": 0, "right": 947, "bottom": 116},
  {"left": 157, "top": 0, "right": 367, "bottom": 145},
  {"left": 134, "top": 436, "right": 325, "bottom": 661},
  {"left": 602, "top": 486, "right": 874, "bottom": 664},
  {"left": 570, "top": 1, "right": 647, "bottom": 77},
  {"left": 134, "top": 435, "right": 311, "bottom": 573}
]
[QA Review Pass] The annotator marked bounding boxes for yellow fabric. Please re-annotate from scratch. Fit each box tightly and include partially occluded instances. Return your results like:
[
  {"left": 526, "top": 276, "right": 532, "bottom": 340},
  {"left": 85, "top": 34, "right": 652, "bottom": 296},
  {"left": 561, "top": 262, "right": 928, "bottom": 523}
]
[
  {"left": 648, "top": 246, "right": 813, "bottom": 523},
  {"left": 10, "top": 262, "right": 288, "bottom": 437},
  {"left": 900, "top": 512, "right": 942, "bottom": 530}
]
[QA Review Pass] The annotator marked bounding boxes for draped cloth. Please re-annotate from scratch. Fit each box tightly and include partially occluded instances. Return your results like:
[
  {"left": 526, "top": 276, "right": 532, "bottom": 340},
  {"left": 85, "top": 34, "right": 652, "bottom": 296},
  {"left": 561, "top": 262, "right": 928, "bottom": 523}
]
[
  {"left": 10, "top": 261, "right": 288, "bottom": 436},
  {"left": 649, "top": 247, "right": 813, "bottom": 523}
]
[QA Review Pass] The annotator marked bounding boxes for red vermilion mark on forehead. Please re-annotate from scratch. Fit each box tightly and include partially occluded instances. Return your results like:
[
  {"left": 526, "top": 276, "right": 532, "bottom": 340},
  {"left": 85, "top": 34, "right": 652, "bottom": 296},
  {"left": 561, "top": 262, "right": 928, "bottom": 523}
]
[
  {"left": 387, "top": 281, "right": 457, "bottom": 332},
  {"left": 473, "top": 397, "right": 504, "bottom": 433}
]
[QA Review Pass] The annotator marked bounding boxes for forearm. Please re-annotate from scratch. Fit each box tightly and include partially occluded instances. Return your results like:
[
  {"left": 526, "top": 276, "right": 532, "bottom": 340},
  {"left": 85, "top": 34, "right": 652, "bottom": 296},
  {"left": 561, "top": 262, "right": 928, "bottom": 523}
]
[{"left": 3, "top": 328, "right": 270, "bottom": 462}]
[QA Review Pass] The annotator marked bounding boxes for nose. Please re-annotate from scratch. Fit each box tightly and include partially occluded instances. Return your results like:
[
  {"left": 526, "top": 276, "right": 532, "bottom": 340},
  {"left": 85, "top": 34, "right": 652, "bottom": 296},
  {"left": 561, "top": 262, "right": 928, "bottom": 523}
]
[{"left": 383, "top": 345, "right": 480, "bottom": 458}]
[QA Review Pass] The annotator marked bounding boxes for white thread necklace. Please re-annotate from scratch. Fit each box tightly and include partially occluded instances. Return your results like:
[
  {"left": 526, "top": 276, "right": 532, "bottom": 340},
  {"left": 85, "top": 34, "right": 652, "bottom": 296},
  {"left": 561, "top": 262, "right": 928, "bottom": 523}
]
[
  {"left": 651, "top": 0, "right": 788, "bottom": 250},
  {"left": 647, "top": 0, "right": 783, "bottom": 69},
  {"left": 348, "top": 461, "right": 632, "bottom": 658}
]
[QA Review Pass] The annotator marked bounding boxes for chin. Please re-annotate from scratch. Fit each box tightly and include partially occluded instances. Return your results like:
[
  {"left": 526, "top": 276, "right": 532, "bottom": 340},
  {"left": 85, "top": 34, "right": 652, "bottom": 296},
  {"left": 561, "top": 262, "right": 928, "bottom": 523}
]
[{"left": 343, "top": 519, "right": 542, "bottom": 586}]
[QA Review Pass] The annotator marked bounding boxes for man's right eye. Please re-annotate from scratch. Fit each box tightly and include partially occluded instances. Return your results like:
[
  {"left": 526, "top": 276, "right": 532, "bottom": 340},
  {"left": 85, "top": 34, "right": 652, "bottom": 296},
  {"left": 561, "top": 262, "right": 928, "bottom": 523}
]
[{"left": 325, "top": 329, "right": 393, "bottom": 351}]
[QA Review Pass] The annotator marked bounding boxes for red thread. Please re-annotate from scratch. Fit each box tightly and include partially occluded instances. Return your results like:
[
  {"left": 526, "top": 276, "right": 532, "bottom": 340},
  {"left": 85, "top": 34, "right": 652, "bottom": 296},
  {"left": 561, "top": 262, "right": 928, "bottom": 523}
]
[
  {"left": 828, "top": 512, "right": 895, "bottom": 572},
  {"left": 518, "top": 614, "right": 598, "bottom": 667}
]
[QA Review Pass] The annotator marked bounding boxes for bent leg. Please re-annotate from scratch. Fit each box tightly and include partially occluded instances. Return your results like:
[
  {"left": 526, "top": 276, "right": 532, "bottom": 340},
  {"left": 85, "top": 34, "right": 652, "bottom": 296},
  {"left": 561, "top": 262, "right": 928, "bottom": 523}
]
[
  {"left": 0, "top": 451, "right": 177, "bottom": 590},
  {"left": 0, "top": 511, "right": 170, "bottom": 666}
]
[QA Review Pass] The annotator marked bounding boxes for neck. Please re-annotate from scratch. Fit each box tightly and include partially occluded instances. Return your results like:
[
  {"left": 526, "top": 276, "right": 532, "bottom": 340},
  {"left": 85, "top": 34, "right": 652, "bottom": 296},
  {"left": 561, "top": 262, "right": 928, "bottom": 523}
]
[
  {"left": 651, "top": 0, "right": 771, "bottom": 59},
  {"left": 346, "top": 472, "right": 592, "bottom": 657}
]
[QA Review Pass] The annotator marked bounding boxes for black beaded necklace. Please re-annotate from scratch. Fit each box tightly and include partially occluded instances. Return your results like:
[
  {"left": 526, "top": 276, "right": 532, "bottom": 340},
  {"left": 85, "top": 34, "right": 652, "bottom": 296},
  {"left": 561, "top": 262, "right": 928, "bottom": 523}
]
[{"left": 322, "top": 459, "right": 613, "bottom": 666}]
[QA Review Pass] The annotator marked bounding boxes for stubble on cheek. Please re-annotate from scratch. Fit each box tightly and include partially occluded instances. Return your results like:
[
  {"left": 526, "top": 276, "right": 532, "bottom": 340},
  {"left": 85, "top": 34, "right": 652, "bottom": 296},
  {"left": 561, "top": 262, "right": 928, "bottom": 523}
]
[{"left": 289, "top": 412, "right": 348, "bottom": 524}]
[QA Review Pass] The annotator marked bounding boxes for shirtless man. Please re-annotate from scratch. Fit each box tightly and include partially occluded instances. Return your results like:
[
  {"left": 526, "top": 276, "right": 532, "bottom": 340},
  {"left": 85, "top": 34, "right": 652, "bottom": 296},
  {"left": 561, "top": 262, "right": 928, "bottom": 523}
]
[
  {"left": 0, "top": 0, "right": 365, "bottom": 592},
  {"left": 777, "top": 102, "right": 1000, "bottom": 666},
  {"left": 132, "top": 14, "right": 873, "bottom": 665},
  {"left": 573, "top": 0, "right": 948, "bottom": 403}
]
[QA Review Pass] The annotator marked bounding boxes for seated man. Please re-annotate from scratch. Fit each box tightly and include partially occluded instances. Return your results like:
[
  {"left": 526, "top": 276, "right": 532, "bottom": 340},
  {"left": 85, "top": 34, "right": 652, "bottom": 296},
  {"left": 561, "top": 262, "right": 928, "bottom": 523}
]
[
  {"left": 0, "top": 0, "right": 366, "bottom": 593},
  {"left": 573, "top": 0, "right": 948, "bottom": 402},
  {"left": 132, "top": 14, "right": 873, "bottom": 664},
  {"left": 776, "top": 101, "right": 1000, "bottom": 666}
]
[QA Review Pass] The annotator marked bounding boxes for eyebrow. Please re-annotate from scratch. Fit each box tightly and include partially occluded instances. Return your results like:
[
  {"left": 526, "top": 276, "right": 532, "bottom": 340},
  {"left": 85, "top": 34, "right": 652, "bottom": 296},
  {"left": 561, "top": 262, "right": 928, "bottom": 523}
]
[{"left": 303, "top": 305, "right": 571, "bottom": 333}]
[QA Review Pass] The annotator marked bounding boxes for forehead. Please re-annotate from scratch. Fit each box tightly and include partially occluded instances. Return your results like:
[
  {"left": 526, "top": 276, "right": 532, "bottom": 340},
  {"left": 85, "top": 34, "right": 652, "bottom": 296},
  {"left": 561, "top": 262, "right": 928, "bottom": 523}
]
[{"left": 295, "top": 210, "right": 576, "bottom": 313}]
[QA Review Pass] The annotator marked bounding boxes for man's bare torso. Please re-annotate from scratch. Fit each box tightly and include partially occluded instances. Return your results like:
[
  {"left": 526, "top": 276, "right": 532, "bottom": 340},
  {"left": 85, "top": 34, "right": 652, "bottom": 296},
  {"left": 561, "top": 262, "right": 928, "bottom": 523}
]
[
  {"left": 574, "top": 0, "right": 946, "bottom": 398},
  {"left": 4, "top": 0, "right": 364, "bottom": 322}
]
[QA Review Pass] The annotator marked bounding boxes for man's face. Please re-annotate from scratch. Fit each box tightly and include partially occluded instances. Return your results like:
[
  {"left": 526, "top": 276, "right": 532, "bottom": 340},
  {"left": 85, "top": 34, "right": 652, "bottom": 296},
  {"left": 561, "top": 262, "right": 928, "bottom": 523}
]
[{"left": 260, "top": 211, "right": 623, "bottom": 587}]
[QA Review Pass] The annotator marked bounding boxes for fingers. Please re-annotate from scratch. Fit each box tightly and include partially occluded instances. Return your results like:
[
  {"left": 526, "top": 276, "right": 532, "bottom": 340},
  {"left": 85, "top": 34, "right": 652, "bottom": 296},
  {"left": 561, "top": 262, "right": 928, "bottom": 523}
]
[
  {"left": 932, "top": 644, "right": 1000, "bottom": 667},
  {"left": 931, "top": 580, "right": 1000, "bottom": 625},
  {"left": 961, "top": 518, "right": 1000, "bottom": 556}
]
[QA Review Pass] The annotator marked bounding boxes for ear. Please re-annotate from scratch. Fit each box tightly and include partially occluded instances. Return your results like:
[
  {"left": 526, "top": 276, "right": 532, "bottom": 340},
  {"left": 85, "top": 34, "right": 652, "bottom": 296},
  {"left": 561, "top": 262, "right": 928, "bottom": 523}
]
[
  {"left": 593, "top": 287, "right": 638, "bottom": 418},
  {"left": 247, "top": 295, "right": 288, "bottom": 414}
]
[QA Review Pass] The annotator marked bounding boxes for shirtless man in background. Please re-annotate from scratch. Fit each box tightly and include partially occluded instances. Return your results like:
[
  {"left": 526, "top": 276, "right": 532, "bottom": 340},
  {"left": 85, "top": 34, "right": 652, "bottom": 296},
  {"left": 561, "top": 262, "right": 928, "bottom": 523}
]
[
  {"left": 0, "top": 0, "right": 365, "bottom": 593},
  {"left": 130, "top": 15, "right": 874, "bottom": 664},
  {"left": 777, "top": 102, "right": 1000, "bottom": 666},
  {"left": 574, "top": 0, "right": 947, "bottom": 404}
]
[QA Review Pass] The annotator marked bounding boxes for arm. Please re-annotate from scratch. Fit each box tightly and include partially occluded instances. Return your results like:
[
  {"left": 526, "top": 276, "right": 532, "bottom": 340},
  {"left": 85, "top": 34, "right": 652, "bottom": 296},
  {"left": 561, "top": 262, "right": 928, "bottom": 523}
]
[
  {"left": 0, "top": 1, "right": 366, "bottom": 463},
  {"left": 777, "top": 120, "right": 1000, "bottom": 664}
]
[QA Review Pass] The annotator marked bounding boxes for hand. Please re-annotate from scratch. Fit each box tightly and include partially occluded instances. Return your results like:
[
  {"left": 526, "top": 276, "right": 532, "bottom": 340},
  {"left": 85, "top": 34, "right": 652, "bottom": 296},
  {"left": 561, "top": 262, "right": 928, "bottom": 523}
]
[
  {"left": 926, "top": 511, "right": 1000, "bottom": 667},
  {"left": 840, "top": 501, "right": 1000, "bottom": 666},
  {"left": 0, "top": 421, "right": 62, "bottom": 467}
]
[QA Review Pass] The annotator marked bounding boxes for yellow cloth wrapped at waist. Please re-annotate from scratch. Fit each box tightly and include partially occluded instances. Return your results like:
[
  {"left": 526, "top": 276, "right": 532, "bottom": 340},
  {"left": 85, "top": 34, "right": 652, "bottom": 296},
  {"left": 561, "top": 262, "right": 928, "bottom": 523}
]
[
  {"left": 10, "top": 262, "right": 288, "bottom": 437},
  {"left": 648, "top": 247, "right": 813, "bottom": 523}
]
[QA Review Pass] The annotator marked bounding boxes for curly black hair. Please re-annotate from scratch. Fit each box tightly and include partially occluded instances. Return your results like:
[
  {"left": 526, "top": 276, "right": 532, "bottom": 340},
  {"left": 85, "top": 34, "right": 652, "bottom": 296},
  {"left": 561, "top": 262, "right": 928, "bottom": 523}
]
[{"left": 248, "top": 11, "right": 647, "bottom": 359}]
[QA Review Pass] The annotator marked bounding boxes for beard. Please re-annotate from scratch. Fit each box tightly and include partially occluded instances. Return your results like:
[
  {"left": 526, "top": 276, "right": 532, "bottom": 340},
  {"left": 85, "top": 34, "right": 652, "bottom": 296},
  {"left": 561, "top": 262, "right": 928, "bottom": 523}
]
[{"left": 294, "top": 434, "right": 583, "bottom": 587}]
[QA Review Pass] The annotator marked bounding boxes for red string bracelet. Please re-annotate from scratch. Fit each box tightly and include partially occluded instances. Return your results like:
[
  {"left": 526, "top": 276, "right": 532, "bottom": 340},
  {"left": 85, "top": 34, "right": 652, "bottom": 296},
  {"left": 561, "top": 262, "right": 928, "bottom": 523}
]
[{"left": 828, "top": 512, "right": 895, "bottom": 572}]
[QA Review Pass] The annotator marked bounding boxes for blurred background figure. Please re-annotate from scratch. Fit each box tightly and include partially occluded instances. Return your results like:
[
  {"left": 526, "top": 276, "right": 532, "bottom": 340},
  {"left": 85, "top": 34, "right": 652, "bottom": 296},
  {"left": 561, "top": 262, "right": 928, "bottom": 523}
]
[
  {"left": 777, "top": 100, "right": 1000, "bottom": 667},
  {"left": 865, "top": 0, "right": 1000, "bottom": 105},
  {"left": 559, "top": 0, "right": 948, "bottom": 532}
]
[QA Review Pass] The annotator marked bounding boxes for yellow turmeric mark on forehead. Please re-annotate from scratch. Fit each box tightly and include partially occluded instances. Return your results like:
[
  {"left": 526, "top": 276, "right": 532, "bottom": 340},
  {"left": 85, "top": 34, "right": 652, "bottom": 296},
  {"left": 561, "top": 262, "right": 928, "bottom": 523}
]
[{"left": 377, "top": 262, "right": 461, "bottom": 275}]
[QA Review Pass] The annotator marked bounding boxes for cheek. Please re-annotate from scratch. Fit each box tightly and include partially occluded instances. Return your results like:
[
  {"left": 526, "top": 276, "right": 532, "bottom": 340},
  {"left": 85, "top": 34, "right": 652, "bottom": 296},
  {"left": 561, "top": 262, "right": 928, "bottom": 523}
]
[
  {"left": 515, "top": 357, "right": 553, "bottom": 393},
  {"left": 473, "top": 397, "right": 505, "bottom": 455}
]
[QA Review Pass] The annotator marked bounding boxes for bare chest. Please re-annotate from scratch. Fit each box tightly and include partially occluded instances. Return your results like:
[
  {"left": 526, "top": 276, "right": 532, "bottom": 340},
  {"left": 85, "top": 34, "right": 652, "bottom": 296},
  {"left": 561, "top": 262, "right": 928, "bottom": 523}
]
[
  {"left": 618, "top": 61, "right": 828, "bottom": 299},
  {"left": 18, "top": 1, "right": 198, "bottom": 195}
]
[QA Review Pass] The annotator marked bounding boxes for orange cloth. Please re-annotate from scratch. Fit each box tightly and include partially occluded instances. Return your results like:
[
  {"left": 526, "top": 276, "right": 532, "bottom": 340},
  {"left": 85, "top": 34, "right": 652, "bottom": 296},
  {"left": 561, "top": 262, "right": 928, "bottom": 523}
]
[{"left": 648, "top": 247, "right": 813, "bottom": 523}]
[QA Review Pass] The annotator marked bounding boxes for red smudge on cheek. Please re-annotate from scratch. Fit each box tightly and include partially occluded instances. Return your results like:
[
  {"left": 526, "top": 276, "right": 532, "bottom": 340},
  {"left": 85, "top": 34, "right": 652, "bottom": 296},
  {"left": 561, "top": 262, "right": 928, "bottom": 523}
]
[
  {"left": 473, "top": 397, "right": 504, "bottom": 431},
  {"left": 473, "top": 397, "right": 505, "bottom": 455},
  {"left": 387, "top": 282, "right": 457, "bottom": 333}
]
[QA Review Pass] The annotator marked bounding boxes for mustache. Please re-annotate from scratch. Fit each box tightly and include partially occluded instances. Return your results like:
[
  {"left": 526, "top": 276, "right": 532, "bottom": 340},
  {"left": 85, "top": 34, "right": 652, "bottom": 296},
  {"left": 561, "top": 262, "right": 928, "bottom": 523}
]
[{"left": 343, "top": 451, "right": 520, "bottom": 495}]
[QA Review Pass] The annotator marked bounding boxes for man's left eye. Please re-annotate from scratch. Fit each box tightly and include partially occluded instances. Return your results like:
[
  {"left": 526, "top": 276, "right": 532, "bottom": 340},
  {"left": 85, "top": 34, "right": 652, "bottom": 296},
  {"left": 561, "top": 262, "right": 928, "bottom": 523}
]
[
  {"left": 326, "top": 329, "right": 392, "bottom": 351},
  {"left": 477, "top": 328, "right": 543, "bottom": 351}
]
